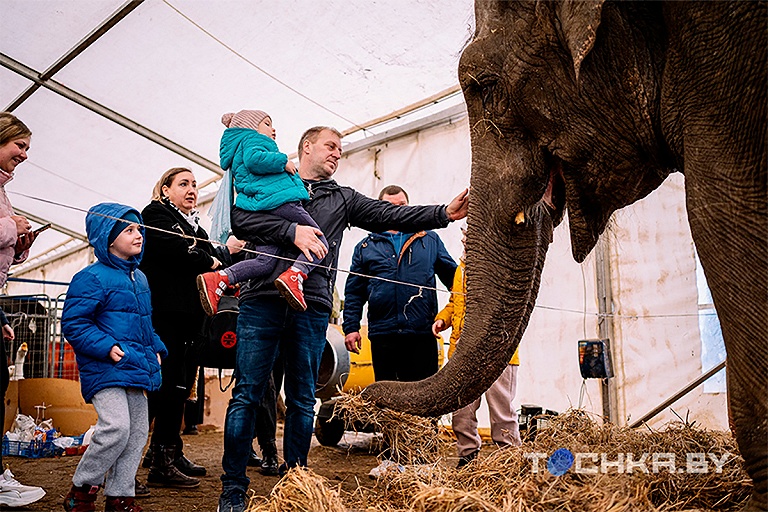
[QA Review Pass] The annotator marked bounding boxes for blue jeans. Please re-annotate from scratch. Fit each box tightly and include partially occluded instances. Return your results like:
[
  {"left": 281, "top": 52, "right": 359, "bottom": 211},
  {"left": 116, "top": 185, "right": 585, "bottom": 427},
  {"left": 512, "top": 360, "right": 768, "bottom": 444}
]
[{"left": 220, "top": 296, "right": 329, "bottom": 493}]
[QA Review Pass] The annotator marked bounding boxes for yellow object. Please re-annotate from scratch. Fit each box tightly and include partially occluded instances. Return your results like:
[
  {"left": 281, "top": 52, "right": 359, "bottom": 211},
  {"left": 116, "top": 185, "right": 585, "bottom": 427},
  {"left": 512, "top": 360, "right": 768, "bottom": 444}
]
[
  {"left": 329, "top": 324, "right": 444, "bottom": 391},
  {"left": 435, "top": 262, "right": 519, "bottom": 365},
  {"left": 18, "top": 378, "right": 98, "bottom": 436}
]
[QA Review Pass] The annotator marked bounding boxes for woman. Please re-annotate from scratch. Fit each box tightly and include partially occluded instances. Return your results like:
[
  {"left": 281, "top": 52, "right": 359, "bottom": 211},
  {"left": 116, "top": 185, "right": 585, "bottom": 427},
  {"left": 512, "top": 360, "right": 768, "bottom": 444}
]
[
  {"left": 0, "top": 112, "right": 45, "bottom": 508},
  {"left": 140, "top": 167, "right": 234, "bottom": 488}
]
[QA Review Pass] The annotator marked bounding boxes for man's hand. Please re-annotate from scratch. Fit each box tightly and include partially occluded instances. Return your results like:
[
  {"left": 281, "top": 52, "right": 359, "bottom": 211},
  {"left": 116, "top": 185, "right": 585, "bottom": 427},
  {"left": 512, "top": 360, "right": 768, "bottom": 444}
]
[
  {"left": 344, "top": 332, "right": 362, "bottom": 354},
  {"left": 293, "top": 225, "right": 328, "bottom": 261},
  {"left": 432, "top": 319, "right": 447, "bottom": 337},
  {"left": 226, "top": 236, "right": 246, "bottom": 255},
  {"left": 109, "top": 345, "right": 125, "bottom": 363},
  {"left": 2, "top": 324, "right": 14, "bottom": 341},
  {"left": 446, "top": 188, "right": 469, "bottom": 221},
  {"left": 157, "top": 353, "right": 162, "bottom": 366}
]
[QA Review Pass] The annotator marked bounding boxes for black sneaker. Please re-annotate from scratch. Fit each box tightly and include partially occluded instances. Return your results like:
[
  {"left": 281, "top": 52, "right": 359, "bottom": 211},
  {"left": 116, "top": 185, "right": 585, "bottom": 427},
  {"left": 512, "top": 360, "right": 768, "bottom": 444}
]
[
  {"left": 456, "top": 450, "right": 479, "bottom": 469},
  {"left": 217, "top": 489, "right": 246, "bottom": 512}
]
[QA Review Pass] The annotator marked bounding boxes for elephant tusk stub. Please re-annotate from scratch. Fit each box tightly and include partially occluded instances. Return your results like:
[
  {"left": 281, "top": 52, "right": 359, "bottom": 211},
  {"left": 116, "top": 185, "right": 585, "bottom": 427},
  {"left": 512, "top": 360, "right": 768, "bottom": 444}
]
[{"left": 515, "top": 211, "right": 525, "bottom": 224}]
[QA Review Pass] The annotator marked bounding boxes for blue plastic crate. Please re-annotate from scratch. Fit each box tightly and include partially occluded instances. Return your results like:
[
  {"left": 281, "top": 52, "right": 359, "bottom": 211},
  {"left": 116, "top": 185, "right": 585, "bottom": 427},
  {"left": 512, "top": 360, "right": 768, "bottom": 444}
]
[{"left": 2, "top": 433, "right": 85, "bottom": 458}]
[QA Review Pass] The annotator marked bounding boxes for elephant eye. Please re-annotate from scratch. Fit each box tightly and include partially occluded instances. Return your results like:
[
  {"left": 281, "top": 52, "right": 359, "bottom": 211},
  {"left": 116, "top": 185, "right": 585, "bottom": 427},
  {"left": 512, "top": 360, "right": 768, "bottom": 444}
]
[
  {"left": 481, "top": 85, "right": 495, "bottom": 112},
  {"left": 480, "top": 80, "right": 510, "bottom": 120}
]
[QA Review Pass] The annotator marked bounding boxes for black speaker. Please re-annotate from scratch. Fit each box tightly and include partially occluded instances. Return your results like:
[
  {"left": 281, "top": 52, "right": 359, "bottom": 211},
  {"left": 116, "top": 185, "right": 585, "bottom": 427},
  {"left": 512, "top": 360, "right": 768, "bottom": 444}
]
[{"left": 578, "top": 339, "right": 613, "bottom": 379}]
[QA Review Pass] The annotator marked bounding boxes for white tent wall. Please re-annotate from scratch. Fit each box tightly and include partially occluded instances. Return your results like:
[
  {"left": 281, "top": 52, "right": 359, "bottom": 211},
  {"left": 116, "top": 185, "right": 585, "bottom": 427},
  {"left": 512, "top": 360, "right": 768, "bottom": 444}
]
[
  {"left": 608, "top": 174, "right": 728, "bottom": 430},
  {"left": 4, "top": 110, "right": 728, "bottom": 432},
  {"left": 7, "top": 245, "right": 92, "bottom": 299}
]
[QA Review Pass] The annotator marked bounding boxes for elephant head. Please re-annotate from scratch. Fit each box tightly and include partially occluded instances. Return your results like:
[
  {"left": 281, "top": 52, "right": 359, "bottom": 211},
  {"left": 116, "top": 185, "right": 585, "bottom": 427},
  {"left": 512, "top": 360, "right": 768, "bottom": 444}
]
[{"left": 362, "top": 1, "right": 766, "bottom": 508}]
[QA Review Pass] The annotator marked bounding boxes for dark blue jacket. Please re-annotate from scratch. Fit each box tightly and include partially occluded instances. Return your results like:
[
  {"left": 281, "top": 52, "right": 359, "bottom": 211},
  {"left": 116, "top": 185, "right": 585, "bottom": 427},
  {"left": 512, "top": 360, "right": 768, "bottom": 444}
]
[
  {"left": 62, "top": 203, "right": 167, "bottom": 403},
  {"left": 235, "top": 179, "right": 452, "bottom": 312},
  {"left": 343, "top": 230, "right": 456, "bottom": 337}
]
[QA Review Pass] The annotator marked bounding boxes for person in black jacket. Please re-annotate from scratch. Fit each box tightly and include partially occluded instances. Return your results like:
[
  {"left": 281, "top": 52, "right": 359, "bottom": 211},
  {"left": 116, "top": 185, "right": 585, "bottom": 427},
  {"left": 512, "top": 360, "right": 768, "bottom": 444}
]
[
  {"left": 217, "top": 126, "right": 468, "bottom": 512},
  {"left": 140, "top": 167, "right": 237, "bottom": 489},
  {"left": 343, "top": 185, "right": 457, "bottom": 382}
]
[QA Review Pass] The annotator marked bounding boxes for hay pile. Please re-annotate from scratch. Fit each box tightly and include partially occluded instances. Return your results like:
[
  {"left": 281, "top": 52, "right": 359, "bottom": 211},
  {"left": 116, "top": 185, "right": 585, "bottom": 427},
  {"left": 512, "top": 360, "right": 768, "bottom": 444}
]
[
  {"left": 334, "top": 393, "right": 451, "bottom": 464},
  {"left": 246, "top": 466, "right": 344, "bottom": 512},
  {"left": 247, "top": 394, "right": 751, "bottom": 511}
]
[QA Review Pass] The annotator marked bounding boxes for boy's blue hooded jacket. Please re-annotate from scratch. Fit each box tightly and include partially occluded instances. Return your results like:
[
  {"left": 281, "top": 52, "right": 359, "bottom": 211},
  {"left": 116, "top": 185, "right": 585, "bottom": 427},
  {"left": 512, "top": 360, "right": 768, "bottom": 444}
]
[
  {"left": 62, "top": 202, "right": 167, "bottom": 403},
  {"left": 221, "top": 128, "right": 309, "bottom": 212}
]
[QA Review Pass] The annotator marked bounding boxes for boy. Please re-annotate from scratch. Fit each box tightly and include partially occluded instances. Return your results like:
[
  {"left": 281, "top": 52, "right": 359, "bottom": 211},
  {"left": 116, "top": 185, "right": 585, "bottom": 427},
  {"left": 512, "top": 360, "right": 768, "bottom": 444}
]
[{"left": 61, "top": 203, "right": 167, "bottom": 512}]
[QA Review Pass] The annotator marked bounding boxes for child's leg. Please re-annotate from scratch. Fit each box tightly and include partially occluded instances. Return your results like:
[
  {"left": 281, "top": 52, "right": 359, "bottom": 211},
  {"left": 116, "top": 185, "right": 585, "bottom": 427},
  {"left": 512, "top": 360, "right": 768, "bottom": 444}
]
[
  {"left": 72, "top": 388, "right": 132, "bottom": 488},
  {"left": 451, "top": 396, "right": 483, "bottom": 457},
  {"left": 270, "top": 203, "right": 329, "bottom": 275},
  {"left": 486, "top": 364, "right": 522, "bottom": 447},
  {"left": 104, "top": 388, "right": 149, "bottom": 497},
  {"left": 223, "top": 245, "right": 280, "bottom": 285}
]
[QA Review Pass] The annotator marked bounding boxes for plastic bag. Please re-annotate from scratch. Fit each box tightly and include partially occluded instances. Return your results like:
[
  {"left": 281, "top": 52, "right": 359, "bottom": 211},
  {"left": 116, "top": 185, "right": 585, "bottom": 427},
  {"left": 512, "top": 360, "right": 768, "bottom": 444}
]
[{"left": 208, "top": 169, "right": 233, "bottom": 245}]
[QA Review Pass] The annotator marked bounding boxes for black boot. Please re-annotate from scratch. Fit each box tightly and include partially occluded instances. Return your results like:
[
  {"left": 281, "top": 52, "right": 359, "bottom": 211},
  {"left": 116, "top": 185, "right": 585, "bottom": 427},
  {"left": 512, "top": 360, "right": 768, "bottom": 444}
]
[
  {"left": 247, "top": 448, "right": 263, "bottom": 467},
  {"left": 141, "top": 449, "right": 152, "bottom": 469},
  {"left": 147, "top": 445, "right": 200, "bottom": 488},
  {"left": 134, "top": 479, "right": 150, "bottom": 497},
  {"left": 174, "top": 454, "right": 207, "bottom": 477},
  {"left": 260, "top": 441, "right": 279, "bottom": 476}
]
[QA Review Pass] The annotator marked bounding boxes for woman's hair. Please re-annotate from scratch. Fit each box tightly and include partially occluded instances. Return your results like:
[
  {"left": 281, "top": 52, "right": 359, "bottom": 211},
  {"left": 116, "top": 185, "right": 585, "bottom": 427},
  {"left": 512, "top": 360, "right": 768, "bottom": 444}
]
[
  {"left": 151, "top": 167, "right": 193, "bottom": 201},
  {"left": 0, "top": 112, "right": 32, "bottom": 147}
]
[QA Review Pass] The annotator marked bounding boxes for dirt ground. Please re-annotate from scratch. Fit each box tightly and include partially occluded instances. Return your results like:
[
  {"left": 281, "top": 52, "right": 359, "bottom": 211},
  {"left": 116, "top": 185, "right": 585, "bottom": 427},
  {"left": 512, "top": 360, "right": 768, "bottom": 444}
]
[{"left": 7, "top": 424, "right": 385, "bottom": 512}]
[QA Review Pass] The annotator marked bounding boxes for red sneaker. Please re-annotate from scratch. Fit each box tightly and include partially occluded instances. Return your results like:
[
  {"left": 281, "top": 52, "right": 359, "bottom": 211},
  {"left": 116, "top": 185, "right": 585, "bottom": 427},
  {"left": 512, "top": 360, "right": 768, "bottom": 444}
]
[
  {"left": 274, "top": 268, "right": 308, "bottom": 311},
  {"left": 63, "top": 484, "right": 99, "bottom": 512},
  {"left": 196, "top": 272, "right": 230, "bottom": 316},
  {"left": 105, "top": 496, "right": 142, "bottom": 512}
]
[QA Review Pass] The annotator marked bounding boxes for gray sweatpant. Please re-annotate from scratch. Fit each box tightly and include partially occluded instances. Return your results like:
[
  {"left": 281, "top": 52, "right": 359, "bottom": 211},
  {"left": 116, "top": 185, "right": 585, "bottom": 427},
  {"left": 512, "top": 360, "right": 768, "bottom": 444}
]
[
  {"left": 72, "top": 387, "right": 148, "bottom": 497},
  {"left": 452, "top": 364, "right": 522, "bottom": 457}
]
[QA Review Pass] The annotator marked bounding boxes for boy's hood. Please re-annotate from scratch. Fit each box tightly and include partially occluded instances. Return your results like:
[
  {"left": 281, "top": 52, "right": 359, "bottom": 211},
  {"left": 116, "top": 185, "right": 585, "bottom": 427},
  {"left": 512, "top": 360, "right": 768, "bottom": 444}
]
[
  {"left": 220, "top": 128, "right": 279, "bottom": 171},
  {"left": 85, "top": 202, "right": 144, "bottom": 271}
]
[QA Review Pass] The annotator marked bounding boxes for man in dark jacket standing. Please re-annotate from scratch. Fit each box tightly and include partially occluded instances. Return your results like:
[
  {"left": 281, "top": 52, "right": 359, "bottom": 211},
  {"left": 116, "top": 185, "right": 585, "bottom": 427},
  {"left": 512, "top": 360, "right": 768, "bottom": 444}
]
[
  {"left": 218, "top": 126, "right": 468, "bottom": 512},
  {"left": 343, "top": 185, "right": 457, "bottom": 382}
]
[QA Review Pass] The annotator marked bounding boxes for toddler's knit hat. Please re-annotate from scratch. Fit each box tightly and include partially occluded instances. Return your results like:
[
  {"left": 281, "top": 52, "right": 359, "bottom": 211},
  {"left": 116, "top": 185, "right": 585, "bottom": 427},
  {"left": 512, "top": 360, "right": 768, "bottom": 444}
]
[{"left": 221, "top": 110, "right": 270, "bottom": 131}]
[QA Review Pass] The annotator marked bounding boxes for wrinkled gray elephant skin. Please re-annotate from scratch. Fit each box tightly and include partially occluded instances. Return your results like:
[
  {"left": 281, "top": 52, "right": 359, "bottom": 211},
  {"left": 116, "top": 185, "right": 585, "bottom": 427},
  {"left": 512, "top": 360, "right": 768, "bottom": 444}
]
[{"left": 362, "top": 1, "right": 766, "bottom": 509}]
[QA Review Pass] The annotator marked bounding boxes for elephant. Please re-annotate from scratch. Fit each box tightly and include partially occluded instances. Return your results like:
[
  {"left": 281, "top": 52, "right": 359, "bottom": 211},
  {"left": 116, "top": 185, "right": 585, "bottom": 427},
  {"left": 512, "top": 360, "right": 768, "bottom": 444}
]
[{"left": 361, "top": 1, "right": 766, "bottom": 509}]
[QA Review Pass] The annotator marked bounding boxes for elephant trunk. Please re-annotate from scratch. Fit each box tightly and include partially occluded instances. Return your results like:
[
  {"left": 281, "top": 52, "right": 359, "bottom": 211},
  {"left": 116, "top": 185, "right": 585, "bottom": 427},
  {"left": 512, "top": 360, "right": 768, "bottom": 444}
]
[{"left": 361, "top": 202, "right": 554, "bottom": 416}]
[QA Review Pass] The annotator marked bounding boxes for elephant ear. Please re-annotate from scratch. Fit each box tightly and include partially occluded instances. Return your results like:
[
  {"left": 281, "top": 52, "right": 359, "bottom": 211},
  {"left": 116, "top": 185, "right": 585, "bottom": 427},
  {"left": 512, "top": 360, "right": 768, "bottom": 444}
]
[{"left": 556, "top": 0, "right": 606, "bottom": 81}]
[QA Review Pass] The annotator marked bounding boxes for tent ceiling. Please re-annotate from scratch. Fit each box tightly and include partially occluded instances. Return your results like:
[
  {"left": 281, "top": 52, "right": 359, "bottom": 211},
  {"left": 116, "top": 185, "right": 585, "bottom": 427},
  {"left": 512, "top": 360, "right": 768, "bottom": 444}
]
[{"left": 1, "top": 0, "right": 474, "bottom": 264}]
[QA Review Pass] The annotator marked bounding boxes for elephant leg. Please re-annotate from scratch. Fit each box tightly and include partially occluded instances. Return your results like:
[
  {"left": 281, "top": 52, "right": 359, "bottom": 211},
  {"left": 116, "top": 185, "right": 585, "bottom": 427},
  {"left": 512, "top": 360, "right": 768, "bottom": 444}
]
[{"left": 685, "top": 178, "right": 767, "bottom": 509}]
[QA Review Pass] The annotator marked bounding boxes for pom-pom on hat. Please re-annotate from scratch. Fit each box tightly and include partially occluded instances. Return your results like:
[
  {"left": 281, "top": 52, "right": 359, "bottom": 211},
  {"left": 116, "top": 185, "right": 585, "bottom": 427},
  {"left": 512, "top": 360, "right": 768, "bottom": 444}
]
[{"left": 221, "top": 110, "right": 270, "bottom": 131}]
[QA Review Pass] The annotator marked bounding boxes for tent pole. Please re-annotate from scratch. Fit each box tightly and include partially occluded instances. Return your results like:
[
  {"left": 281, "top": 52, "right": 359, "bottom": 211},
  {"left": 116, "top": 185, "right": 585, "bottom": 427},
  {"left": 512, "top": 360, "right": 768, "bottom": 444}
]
[
  {"left": 595, "top": 233, "right": 618, "bottom": 424},
  {"left": 0, "top": 52, "right": 221, "bottom": 176},
  {"left": 5, "top": 1, "right": 145, "bottom": 112},
  {"left": 628, "top": 360, "right": 727, "bottom": 428}
]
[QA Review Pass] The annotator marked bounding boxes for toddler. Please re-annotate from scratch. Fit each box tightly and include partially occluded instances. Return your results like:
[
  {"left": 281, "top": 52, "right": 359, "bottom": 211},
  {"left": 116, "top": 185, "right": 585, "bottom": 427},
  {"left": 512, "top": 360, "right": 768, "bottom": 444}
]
[
  {"left": 61, "top": 203, "right": 167, "bottom": 512},
  {"left": 198, "top": 109, "right": 328, "bottom": 314}
]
